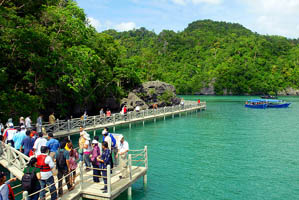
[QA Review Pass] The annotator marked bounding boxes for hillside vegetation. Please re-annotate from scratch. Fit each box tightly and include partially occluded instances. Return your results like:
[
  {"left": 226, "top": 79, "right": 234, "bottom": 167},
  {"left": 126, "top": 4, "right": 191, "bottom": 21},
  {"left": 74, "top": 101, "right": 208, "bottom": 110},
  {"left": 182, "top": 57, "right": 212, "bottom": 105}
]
[{"left": 1, "top": 0, "right": 299, "bottom": 121}]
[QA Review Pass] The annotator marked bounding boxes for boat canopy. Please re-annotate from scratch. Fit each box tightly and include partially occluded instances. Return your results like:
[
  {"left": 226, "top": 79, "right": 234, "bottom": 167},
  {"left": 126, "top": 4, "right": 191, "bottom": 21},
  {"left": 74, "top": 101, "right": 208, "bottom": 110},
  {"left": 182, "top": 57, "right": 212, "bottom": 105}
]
[{"left": 247, "top": 99, "right": 281, "bottom": 103}]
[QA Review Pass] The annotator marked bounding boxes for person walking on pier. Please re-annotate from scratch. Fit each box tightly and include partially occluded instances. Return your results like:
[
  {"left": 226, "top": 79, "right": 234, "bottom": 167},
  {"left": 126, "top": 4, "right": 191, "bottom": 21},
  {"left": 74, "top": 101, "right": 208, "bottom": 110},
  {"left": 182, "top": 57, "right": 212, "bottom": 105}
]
[
  {"left": 3, "top": 124, "right": 17, "bottom": 147},
  {"left": 90, "top": 137, "right": 101, "bottom": 183},
  {"left": 78, "top": 127, "right": 86, "bottom": 162},
  {"left": 25, "top": 116, "right": 32, "bottom": 129},
  {"left": 46, "top": 133, "right": 60, "bottom": 159},
  {"left": 33, "top": 132, "right": 47, "bottom": 156},
  {"left": 22, "top": 157, "right": 41, "bottom": 200},
  {"left": 83, "top": 132, "right": 92, "bottom": 170},
  {"left": 36, "top": 146, "right": 57, "bottom": 200},
  {"left": 13, "top": 126, "right": 26, "bottom": 150},
  {"left": 0, "top": 171, "right": 17, "bottom": 200},
  {"left": 55, "top": 141, "right": 73, "bottom": 196},
  {"left": 99, "top": 141, "right": 111, "bottom": 193},
  {"left": 20, "top": 131, "right": 34, "bottom": 156},
  {"left": 48, "top": 112, "right": 56, "bottom": 125},
  {"left": 116, "top": 136, "right": 129, "bottom": 179},
  {"left": 36, "top": 114, "right": 43, "bottom": 133},
  {"left": 68, "top": 143, "right": 78, "bottom": 186}
]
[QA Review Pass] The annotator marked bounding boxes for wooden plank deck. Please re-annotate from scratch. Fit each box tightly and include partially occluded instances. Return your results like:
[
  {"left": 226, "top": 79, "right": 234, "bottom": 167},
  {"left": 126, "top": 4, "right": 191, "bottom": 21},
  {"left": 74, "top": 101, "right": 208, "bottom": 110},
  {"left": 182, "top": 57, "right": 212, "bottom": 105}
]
[{"left": 54, "top": 103, "right": 206, "bottom": 138}]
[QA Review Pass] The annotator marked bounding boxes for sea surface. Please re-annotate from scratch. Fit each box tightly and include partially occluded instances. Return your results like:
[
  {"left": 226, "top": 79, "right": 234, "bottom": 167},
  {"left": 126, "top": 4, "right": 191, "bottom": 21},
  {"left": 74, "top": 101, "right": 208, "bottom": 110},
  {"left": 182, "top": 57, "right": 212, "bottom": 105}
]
[{"left": 4, "top": 96, "right": 299, "bottom": 200}]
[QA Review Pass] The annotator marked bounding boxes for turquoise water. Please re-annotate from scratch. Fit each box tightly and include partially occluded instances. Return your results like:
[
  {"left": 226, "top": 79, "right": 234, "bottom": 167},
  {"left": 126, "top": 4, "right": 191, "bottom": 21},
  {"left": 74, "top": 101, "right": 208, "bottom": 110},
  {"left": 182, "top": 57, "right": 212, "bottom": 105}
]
[
  {"left": 103, "top": 96, "right": 299, "bottom": 200},
  {"left": 4, "top": 96, "right": 299, "bottom": 199}
]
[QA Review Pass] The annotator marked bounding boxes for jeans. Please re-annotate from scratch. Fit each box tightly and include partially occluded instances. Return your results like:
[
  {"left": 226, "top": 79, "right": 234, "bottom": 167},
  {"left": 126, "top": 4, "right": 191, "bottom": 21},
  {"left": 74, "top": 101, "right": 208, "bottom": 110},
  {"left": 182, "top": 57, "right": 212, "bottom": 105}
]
[
  {"left": 79, "top": 152, "right": 83, "bottom": 162},
  {"left": 101, "top": 168, "right": 107, "bottom": 190},
  {"left": 57, "top": 169, "right": 72, "bottom": 195},
  {"left": 92, "top": 163, "right": 101, "bottom": 182},
  {"left": 40, "top": 176, "right": 57, "bottom": 200},
  {"left": 83, "top": 153, "right": 91, "bottom": 168}
]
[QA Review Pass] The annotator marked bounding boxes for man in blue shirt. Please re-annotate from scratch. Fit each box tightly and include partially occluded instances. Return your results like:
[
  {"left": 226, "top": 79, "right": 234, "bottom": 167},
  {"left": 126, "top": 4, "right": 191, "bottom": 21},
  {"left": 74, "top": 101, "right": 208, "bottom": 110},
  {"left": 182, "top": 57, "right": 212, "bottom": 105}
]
[
  {"left": 46, "top": 133, "right": 60, "bottom": 159},
  {"left": 13, "top": 126, "right": 26, "bottom": 150},
  {"left": 20, "top": 130, "right": 34, "bottom": 156},
  {"left": 99, "top": 141, "right": 111, "bottom": 193}
]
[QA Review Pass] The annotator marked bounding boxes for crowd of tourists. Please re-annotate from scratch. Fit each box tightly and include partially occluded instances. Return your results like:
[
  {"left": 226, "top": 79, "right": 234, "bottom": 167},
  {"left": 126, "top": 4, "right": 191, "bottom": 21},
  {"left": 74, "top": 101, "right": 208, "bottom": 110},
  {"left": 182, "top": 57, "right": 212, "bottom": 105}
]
[{"left": 0, "top": 123, "right": 129, "bottom": 200}]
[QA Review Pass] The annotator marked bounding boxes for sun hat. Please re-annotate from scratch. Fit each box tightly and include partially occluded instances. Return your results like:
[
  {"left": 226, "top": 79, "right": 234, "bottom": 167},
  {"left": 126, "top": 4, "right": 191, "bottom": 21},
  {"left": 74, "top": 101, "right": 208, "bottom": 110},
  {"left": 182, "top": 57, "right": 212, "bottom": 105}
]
[
  {"left": 92, "top": 139, "right": 99, "bottom": 144},
  {"left": 102, "top": 130, "right": 108, "bottom": 135}
]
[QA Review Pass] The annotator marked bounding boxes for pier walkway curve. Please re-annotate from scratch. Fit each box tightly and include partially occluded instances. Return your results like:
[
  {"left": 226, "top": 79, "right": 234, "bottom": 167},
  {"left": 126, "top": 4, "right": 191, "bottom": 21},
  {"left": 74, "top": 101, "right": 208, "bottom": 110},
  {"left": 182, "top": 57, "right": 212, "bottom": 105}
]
[
  {"left": 0, "top": 142, "right": 148, "bottom": 200},
  {"left": 43, "top": 101, "right": 206, "bottom": 138}
]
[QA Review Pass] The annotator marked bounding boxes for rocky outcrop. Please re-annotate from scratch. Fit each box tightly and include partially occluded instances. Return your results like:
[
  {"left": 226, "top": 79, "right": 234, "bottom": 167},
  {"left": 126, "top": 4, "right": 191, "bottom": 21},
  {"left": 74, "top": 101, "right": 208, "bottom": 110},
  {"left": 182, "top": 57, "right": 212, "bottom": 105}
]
[
  {"left": 278, "top": 87, "right": 299, "bottom": 96},
  {"left": 121, "top": 81, "right": 181, "bottom": 110}
]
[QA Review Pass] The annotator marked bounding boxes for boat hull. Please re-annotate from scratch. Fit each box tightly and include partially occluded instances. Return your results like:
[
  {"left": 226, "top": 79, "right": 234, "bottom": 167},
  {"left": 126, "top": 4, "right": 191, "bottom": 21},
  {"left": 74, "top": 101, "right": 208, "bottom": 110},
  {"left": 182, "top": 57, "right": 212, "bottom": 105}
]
[
  {"left": 267, "top": 103, "right": 291, "bottom": 108},
  {"left": 245, "top": 104, "right": 267, "bottom": 109}
]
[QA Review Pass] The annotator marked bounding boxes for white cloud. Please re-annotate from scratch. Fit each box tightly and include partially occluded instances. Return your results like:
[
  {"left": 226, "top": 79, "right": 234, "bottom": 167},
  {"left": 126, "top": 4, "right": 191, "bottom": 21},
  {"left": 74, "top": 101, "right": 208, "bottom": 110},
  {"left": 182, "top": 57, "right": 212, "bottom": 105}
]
[
  {"left": 171, "top": 0, "right": 186, "bottom": 5},
  {"left": 87, "top": 17, "right": 101, "bottom": 31},
  {"left": 115, "top": 22, "right": 137, "bottom": 31},
  {"left": 242, "top": 0, "right": 299, "bottom": 38}
]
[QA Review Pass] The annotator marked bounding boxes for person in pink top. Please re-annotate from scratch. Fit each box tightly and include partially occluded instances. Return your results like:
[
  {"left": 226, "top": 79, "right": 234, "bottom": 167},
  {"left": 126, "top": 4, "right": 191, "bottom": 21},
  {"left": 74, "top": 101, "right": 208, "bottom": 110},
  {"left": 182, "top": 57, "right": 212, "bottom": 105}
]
[
  {"left": 90, "top": 136, "right": 101, "bottom": 183},
  {"left": 68, "top": 143, "right": 78, "bottom": 186}
]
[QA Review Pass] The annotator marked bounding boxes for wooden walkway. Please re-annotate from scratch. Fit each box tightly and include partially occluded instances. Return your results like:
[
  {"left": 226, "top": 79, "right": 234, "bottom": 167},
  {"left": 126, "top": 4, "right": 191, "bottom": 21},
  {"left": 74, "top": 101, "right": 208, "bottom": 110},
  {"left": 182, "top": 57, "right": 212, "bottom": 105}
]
[
  {"left": 44, "top": 101, "right": 206, "bottom": 138},
  {"left": 0, "top": 142, "right": 148, "bottom": 200}
]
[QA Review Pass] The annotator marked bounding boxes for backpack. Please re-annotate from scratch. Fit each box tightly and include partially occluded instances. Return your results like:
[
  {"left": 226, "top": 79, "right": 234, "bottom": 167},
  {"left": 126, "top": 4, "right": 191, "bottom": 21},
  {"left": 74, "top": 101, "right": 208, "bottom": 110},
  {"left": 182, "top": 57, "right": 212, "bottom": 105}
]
[
  {"left": 109, "top": 133, "right": 116, "bottom": 148},
  {"left": 56, "top": 150, "right": 66, "bottom": 170},
  {"left": 21, "top": 168, "right": 36, "bottom": 192}
]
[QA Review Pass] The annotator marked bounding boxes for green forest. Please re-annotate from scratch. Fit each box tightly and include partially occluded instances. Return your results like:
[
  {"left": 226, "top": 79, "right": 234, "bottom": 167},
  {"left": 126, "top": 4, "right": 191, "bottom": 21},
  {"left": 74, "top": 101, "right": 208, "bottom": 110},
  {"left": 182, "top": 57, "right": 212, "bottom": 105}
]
[{"left": 1, "top": 0, "right": 299, "bottom": 121}]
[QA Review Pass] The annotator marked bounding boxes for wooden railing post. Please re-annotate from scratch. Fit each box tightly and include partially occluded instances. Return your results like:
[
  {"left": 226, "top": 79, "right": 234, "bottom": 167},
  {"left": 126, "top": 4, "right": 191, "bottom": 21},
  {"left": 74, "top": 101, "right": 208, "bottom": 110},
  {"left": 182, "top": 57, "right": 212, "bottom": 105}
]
[
  {"left": 93, "top": 116, "right": 96, "bottom": 127},
  {"left": 79, "top": 161, "right": 84, "bottom": 191},
  {"left": 7, "top": 143, "right": 11, "bottom": 167},
  {"left": 107, "top": 164, "right": 111, "bottom": 196},
  {"left": 128, "top": 154, "right": 132, "bottom": 199},
  {"left": 23, "top": 191, "right": 29, "bottom": 200},
  {"left": 67, "top": 120, "right": 70, "bottom": 131},
  {"left": 113, "top": 114, "right": 116, "bottom": 124}
]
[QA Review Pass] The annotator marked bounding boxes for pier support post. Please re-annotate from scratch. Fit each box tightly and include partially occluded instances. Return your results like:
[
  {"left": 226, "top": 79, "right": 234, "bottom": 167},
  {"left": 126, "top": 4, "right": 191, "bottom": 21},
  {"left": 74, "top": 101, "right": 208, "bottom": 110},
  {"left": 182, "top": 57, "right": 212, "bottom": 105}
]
[
  {"left": 107, "top": 165, "right": 111, "bottom": 196},
  {"left": 128, "top": 154, "right": 132, "bottom": 199},
  {"left": 143, "top": 121, "right": 145, "bottom": 126},
  {"left": 79, "top": 161, "right": 84, "bottom": 191},
  {"left": 68, "top": 135, "right": 71, "bottom": 141},
  {"left": 93, "top": 130, "right": 96, "bottom": 137},
  {"left": 113, "top": 126, "right": 116, "bottom": 132},
  {"left": 23, "top": 191, "right": 28, "bottom": 200},
  {"left": 67, "top": 120, "right": 70, "bottom": 132}
]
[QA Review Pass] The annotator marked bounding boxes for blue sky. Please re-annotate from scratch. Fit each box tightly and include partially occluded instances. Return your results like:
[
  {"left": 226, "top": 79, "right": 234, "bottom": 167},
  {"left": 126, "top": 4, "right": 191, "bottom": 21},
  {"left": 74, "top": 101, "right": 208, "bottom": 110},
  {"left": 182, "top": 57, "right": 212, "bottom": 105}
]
[{"left": 76, "top": 0, "right": 299, "bottom": 38}]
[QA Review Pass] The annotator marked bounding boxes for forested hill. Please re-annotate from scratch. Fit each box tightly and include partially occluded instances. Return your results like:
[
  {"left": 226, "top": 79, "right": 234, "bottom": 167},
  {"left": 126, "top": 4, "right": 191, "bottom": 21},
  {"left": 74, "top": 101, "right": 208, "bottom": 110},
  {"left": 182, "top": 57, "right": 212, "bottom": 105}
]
[
  {"left": 1, "top": 0, "right": 299, "bottom": 121},
  {"left": 105, "top": 20, "right": 299, "bottom": 95}
]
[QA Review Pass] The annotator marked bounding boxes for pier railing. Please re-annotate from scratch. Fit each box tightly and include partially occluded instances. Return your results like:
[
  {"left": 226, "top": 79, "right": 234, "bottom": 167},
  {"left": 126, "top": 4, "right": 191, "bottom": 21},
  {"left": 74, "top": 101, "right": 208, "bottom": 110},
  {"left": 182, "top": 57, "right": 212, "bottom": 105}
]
[
  {"left": 0, "top": 142, "right": 148, "bottom": 200},
  {"left": 41, "top": 101, "right": 205, "bottom": 135}
]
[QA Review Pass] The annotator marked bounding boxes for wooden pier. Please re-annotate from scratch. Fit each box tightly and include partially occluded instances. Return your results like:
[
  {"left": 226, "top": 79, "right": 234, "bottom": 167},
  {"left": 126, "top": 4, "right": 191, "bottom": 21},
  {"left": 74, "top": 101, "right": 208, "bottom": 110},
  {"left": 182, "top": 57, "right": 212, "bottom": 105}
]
[
  {"left": 0, "top": 142, "right": 148, "bottom": 200},
  {"left": 43, "top": 101, "right": 206, "bottom": 138}
]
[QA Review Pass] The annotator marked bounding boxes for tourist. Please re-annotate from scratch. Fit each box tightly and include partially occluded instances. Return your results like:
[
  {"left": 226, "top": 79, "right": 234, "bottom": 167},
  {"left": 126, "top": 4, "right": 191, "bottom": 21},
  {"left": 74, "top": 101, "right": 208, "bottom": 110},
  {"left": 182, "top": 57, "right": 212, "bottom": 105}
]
[
  {"left": 5, "top": 118, "right": 13, "bottom": 128},
  {"left": 135, "top": 105, "right": 140, "bottom": 112},
  {"left": 78, "top": 127, "right": 86, "bottom": 161},
  {"left": 20, "top": 131, "right": 34, "bottom": 156},
  {"left": 106, "top": 109, "right": 111, "bottom": 117},
  {"left": 48, "top": 112, "right": 56, "bottom": 125},
  {"left": 46, "top": 133, "right": 60, "bottom": 159},
  {"left": 99, "top": 108, "right": 104, "bottom": 117},
  {"left": 36, "top": 114, "right": 43, "bottom": 133},
  {"left": 0, "top": 136, "right": 3, "bottom": 156},
  {"left": 22, "top": 157, "right": 41, "bottom": 200},
  {"left": 90, "top": 136, "right": 101, "bottom": 183},
  {"left": 68, "top": 143, "right": 78, "bottom": 186},
  {"left": 19, "top": 117, "right": 25, "bottom": 126},
  {"left": 0, "top": 171, "right": 17, "bottom": 200},
  {"left": 55, "top": 141, "right": 73, "bottom": 196},
  {"left": 99, "top": 141, "right": 111, "bottom": 193},
  {"left": 25, "top": 116, "right": 32, "bottom": 129},
  {"left": 102, "top": 127, "right": 117, "bottom": 167},
  {"left": 64, "top": 137, "right": 71, "bottom": 151},
  {"left": 83, "top": 132, "right": 92, "bottom": 169},
  {"left": 33, "top": 132, "right": 47, "bottom": 156},
  {"left": 3, "top": 124, "right": 17, "bottom": 147},
  {"left": 36, "top": 146, "right": 57, "bottom": 200},
  {"left": 116, "top": 136, "right": 129, "bottom": 179},
  {"left": 180, "top": 98, "right": 185, "bottom": 108},
  {"left": 153, "top": 103, "right": 158, "bottom": 109},
  {"left": 13, "top": 125, "right": 26, "bottom": 150},
  {"left": 0, "top": 120, "right": 4, "bottom": 135}
]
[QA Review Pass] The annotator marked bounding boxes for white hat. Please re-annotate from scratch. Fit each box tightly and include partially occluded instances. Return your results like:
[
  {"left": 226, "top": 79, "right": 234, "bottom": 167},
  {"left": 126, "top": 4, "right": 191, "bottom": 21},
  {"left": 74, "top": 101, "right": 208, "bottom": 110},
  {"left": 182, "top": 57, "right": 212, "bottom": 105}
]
[
  {"left": 92, "top": 139, "right": 99, "bottom": 144},
  {"left": 21, "top": 125, "right": 25, "bottom": 129},
  {"left": 102, "top": 130, "right": 108, "bottom": 135},
  {"left": 83, "top": 133, "right": 90, "bottom": 140}
]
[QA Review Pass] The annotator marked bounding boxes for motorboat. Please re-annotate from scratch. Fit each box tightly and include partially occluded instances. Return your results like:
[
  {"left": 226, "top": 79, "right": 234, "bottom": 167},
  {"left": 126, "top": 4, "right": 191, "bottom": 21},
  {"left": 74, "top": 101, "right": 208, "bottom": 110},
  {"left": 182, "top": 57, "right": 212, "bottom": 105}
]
[{"left": 245, "top": 99, "right": 290, "bottom": 109}]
